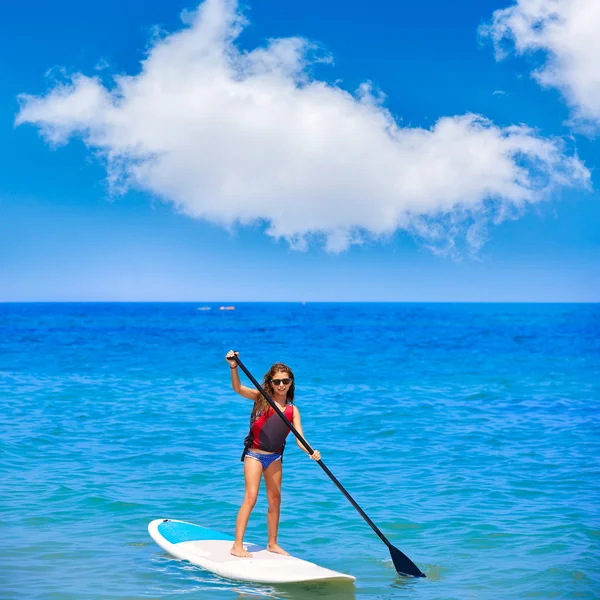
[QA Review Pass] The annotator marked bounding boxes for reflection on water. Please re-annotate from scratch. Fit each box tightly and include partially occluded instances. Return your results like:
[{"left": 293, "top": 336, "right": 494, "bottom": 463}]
[
  {"left": 234, "top": 580, "right": 356, "bottom": 600},
  {"left": 170, "top": 560, "right": 357, "bottom": 600}
]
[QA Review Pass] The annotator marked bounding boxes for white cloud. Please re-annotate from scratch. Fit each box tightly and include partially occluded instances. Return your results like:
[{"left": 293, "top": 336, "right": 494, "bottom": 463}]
[
  {"left": 16, "top": 0, "right": 590, "bottom": 253},
  {"left": 481, "top": 0, "right": 600, "bottom": 131}
]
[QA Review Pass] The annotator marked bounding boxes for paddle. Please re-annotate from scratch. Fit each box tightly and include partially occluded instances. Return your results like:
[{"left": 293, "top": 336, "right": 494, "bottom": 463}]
[{"left": 232, "top": 354, "right": 426, "bottom": 578}]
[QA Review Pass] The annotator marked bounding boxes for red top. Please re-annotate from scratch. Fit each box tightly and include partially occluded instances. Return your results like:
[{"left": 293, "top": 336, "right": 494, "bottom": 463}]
[{"left": 249, "top": 404, "right": 294, "bottom": 452}]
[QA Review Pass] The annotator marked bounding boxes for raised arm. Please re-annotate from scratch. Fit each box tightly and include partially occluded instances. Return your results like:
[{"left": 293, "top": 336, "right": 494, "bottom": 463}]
[
  {"left": 226, "top": 350, "right": 260, "bottom": 400},
  {"left": 291, "top": 407, "right": 321, "bottom": 461}
]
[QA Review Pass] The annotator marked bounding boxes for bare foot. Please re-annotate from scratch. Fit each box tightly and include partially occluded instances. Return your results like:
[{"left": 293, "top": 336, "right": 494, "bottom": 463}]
[
  {"left": 266, "top": 543, "right": 290, "bottom": 556},
  {"left": 230, "top": 544, "right": 253, "bottom": 558}
]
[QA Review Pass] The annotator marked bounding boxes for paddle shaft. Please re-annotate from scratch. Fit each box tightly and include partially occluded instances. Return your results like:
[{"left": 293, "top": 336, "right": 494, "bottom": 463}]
[{"left": 233, "top": 355, "right": 392, "bottom": 549}]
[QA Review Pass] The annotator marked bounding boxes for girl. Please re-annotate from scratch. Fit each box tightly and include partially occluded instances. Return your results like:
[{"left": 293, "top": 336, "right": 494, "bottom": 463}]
[{"left": 226, "top": 350, "right": 321, "bottom": 558}]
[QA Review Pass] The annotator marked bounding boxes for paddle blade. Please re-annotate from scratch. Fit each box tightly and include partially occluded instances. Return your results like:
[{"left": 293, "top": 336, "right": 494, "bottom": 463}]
[{"left": 389, "top": 544, "right": 426, "bottom": 578}]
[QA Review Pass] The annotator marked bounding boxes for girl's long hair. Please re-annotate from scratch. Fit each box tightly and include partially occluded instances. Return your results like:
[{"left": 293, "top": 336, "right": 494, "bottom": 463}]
[{"left": 251, "top": 362, "right": 295, "bottom": 420}]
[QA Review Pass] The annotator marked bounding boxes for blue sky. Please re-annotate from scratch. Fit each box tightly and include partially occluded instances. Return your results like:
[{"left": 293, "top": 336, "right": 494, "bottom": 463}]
[{"left": 1, "top": 0, "right": 598, "bottom": 301}]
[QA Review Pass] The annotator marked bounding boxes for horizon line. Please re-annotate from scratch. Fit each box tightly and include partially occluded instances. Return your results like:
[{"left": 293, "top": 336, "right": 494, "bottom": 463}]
[{"left": 1, "top": 300, "right": 598, "bottom": 305}]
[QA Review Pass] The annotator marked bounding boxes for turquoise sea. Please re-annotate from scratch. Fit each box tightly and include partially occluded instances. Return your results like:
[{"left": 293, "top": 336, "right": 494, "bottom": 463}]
[{"left": 1, "top": 303, "right": 599, "bottom": 599}]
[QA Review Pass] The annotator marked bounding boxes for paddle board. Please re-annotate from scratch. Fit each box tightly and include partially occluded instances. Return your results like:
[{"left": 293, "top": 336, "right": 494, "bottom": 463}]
[{"left": 148, "top": 518, "right": 355, "bottom": 584}]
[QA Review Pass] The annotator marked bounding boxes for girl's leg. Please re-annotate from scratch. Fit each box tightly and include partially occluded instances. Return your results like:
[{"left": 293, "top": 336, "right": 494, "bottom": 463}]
[
  {"left": 263, "top": 459, "right": 289, "bottom": 555},
  {"left": 231, "top": 457, "right": 263, "bottom": 557}
]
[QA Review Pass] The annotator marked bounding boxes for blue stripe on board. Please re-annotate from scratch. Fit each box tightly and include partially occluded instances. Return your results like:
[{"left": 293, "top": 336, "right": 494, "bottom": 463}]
[{"left": 158, "top": 520, "right": 234, "bottom": 544}]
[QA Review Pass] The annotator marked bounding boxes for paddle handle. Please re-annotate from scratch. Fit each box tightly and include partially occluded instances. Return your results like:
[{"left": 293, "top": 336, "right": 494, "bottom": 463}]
[{"left": 232, "top": 355, "right": 393, "bottom": 549}]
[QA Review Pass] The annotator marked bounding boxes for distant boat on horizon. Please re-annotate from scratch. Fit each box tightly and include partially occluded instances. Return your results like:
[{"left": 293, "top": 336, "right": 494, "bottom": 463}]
[{"left": 219, "top": 306, "right": 235, "bottom": 311}]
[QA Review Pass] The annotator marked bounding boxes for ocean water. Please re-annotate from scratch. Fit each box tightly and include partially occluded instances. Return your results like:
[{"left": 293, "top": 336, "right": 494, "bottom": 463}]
[{"left": 1, "top": 302, "right": 599, "bottom": 600}]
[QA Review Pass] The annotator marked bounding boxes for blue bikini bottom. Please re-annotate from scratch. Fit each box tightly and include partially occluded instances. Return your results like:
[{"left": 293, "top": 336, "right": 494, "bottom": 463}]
[{"left": 245, "top": 450, "right": 282, "bottom": 470}]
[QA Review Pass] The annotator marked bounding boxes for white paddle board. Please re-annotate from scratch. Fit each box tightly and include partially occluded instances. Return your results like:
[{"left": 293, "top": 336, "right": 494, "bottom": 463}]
[{"left": 148, "top": 518, "right": 355, "bottom": 584}]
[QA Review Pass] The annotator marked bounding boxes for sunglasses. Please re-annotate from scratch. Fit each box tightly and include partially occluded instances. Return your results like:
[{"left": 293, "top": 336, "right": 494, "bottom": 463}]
[{"left": 271, "top": 378, "right": 292, "bottom": 386}]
